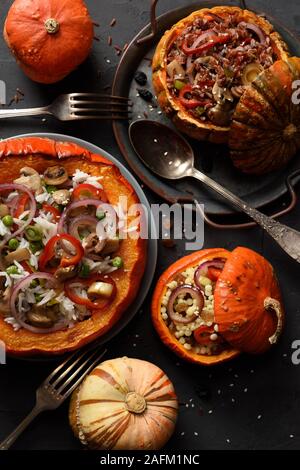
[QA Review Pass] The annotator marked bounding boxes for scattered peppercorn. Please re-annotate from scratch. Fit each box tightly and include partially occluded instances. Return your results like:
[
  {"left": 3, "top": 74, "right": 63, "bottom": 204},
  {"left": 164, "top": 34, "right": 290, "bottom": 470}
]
[
  {"left": 137, "top": 88, "right": 153, "bottom": 102},
  {"left": 134, "top": 71, "right": 147, "bottom": 86}
]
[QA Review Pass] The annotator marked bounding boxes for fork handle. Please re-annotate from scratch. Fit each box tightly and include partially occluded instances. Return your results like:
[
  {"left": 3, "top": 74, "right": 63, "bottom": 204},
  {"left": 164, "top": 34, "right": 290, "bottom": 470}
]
[
  {"left": 0, "top": 106, "right": 51, "bottom": 119},
  {"left": 0, "top": 404, "right": 43, "bottom": 450}
]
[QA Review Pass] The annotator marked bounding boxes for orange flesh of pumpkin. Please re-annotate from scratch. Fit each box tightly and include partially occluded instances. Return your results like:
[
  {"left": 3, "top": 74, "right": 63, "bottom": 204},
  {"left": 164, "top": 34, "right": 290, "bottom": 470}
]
[{"left": 0, "top": 138, "right": 147, "bottom": 357}]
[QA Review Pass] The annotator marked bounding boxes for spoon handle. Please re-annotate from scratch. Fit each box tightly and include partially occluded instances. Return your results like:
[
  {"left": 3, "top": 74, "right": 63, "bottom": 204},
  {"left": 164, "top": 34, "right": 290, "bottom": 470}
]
[{"left": 192, "top": 168, "right": 300, "bottom": 262}]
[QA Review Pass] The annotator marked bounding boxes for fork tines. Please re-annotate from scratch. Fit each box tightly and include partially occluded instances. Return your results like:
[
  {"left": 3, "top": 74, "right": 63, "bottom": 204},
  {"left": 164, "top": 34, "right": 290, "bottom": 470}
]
[
  {"left": 44, "top": 347, "right": 107, "bottom": 398},
  {"left": 69, "top": 93, "right": 132, "bottom": 120}
]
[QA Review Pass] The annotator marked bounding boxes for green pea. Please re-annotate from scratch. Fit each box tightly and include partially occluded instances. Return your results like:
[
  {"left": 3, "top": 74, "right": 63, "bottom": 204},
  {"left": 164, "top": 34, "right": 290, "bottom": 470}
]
[
  {"left": 2, "top": 215, "right": 14, "bottom": 227},
  {"left": 8, "top": 238, "right": 20, "bottom": 250},
  {"left": 6, "top": 265, "right": 19, "bottom": 275},
  {"left": 112, "top": 256, "right": 123, "bottom": 269},
  {"left": 79, "top": 263, "right": 90, "bottom": 279}
]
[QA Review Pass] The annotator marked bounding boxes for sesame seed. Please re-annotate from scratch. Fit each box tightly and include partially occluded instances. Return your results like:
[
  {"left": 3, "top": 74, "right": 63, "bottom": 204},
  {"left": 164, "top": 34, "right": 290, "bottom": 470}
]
[
  {"left": 226, "top": 439, "right": 231, "bottom": 444},
  {"left": 185, "top": 403, "right": 189, "bottom": 408},
  {"left": 229, "top": 383, "right": 234, "bottom": 387},
  {"left": 133, "top": 343, "right": 136, "bottom": 347},
  {"left": 217, "top": 389, "right": 221, "bottom": 395},
  {"left": 208, "top": 410, "right": 213, "bottom": 414},
  {"left": 257, "top": 414, "right": 262, "bottom": 420},
  {"left": 290, "top": 434, "right": 294, "bottom": 438},
  {"left": 154, "top": 138, "right": 158, "bottom": 143},
  {"left": 106, "top": 59, "right": 111, "bottom": 64},
  {"left": 244, "top": 388, "right": 248, "bottom": 393},
  {"left": 231, "top": 398, "right": 235, "bottom": 403},
  {"left": 191, "top": 404, "right": 195, "bottom": 408},
  {"left": 194, "top": 432, "right": 199, "bottom": 436},
  {"left": 164, "top": 151, "right": 168, "bottom": 156},
  {"left": 181, "top": 432, "right": 185, "bottom": 436}
]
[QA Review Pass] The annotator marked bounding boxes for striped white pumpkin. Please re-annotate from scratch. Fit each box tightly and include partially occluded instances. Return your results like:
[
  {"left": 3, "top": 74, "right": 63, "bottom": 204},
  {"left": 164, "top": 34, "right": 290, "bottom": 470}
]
[{"left": 71, "top": 357, "right": 178, "bottom": 450}]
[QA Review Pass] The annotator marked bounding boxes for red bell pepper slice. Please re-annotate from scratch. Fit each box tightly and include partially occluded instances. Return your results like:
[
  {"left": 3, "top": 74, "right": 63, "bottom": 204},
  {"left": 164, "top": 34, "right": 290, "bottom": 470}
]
[
  {"left": 182, "top": 33, "right": 230, "bottom": 56},
  {"left": 38, "top": 234, "right": 84, "bottom": 273},
  {"left": 207, "top": 267, "right": 222, "bottom": 282},
  {"left": 42, "top": 204, "right": 61, "bottom": 222},
  {"left": 65, "top": 274, "right": 116, "bottom": 310},
  {"left": 72, "top": 184, "right": 107, "bottom": 202},
  {"left": 14, "top": 193, "right": 30, "bottom": 218},
  {"left": 194, "top": 325, "right": 222, "bottom": 345},
  {"left": 179, "top": 85, "right": 210, "bottom": 109}
]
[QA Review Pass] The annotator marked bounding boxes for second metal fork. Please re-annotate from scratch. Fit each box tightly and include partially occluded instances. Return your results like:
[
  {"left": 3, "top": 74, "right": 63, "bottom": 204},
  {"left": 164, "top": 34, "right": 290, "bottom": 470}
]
[
  {"left": 0, "top": 93, "right": 132, "bottom": 121},
  {"left": 0, "top": 347, "right": 106, "bottom": 450}
]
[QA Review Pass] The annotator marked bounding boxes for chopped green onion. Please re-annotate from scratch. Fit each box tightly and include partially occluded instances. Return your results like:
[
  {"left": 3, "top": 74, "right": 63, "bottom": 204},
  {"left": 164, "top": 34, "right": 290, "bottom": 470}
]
[
  {"left": 30, "top": 280, "right": 39, "bottom": 288},
  {"left": 96, "top": 210, "right": 106, "bottom": 221},
  {"left": 112, "top": 256, "right": 123, "bottom": 269},
  {"left": 174, "top": 80, "right": 185, "bottom": 90},
  {"left": 25, "top": 225, "right": 43, "bottom": 242},
  {"left": 34, "top": 294, "right": 43, "bottom": 303},
  {"left": 79, "top": 263, "right": 91, "bottom": 279},
  {"left": 195, "top": 106, "right": 206, "bottom": 116},
  {"left": 6, "top": 265, "right": 19, "bottom": 275},
  {"left": 29, "top": 241, "right": 43, "bottom": 254},
  {"left": 8, "top": 238, "right": 20, "bottom": 250},
  {"left": 2, "top": 215, "right": 14, "bottom": 227},
  {"left": 46, "top": 185, "right": 57, "bottom": 194}
]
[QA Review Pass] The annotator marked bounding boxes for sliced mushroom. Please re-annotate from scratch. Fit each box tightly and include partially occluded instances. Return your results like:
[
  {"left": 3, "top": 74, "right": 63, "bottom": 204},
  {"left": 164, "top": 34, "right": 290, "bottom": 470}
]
[
  {"left": 14, "top": 167, "right": 42, "bottom": 193},
  {"left": 52, "top": 189, "right": 71, "bottom": 206},
  {"left": 5, "top": 247, "right": 30, "bottom": 265},
  {"left": 212, "top": 82, "right": 234, "bottom": 104},
  {"left": 101, "top": 236, "right": 120, "bottom": 256},
  {"left": 0, "top": 204, "right": 9, "bottom": 217},
  {"left": 44, "top": 166, "right": 68, "bottom": 186},
  {"left": 208, "top": 103, "right": 232, "bottom": 127},
  {"left": 26, "top": 306, "right": 58, "bottom": 329},
  {"left": 242, "top": 63, "right": 263, "bottom": 86},
  {"left": 54, "top": 265, "right": 78, "bottom": 282},
  {"left": 83, "top": 233, "right": 105, "bottom": 255},
  {"left": 87, "top": 281, "right": 114, "bottom": 298}
]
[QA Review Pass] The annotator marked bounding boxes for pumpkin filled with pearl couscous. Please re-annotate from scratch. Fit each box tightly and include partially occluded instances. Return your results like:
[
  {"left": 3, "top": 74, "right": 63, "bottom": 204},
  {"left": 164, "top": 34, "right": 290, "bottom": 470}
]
[{"left": 151, "top": 247, "right": 284, "bottom": 365}]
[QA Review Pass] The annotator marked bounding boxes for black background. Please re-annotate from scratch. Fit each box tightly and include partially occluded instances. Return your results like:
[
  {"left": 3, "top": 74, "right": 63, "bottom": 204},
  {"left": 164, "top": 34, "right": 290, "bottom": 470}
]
[{"left": 0, "top": 0, "right": 300, "bottom": 451}]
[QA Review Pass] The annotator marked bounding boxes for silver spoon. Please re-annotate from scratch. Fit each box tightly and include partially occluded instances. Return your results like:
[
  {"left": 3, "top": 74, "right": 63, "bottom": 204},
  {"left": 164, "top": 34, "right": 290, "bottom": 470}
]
[{"left": 129, "top": 119, "right": 300, "bottom": 262}]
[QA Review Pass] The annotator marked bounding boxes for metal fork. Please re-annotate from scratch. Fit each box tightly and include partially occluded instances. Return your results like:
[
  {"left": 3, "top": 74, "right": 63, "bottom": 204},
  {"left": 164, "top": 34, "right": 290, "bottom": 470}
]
[
  {"left": 0, "top": 93, "right": 132, "bottom": 121},
  {"left": 0, "top": 347, "right": 107, "bottom": 450}
]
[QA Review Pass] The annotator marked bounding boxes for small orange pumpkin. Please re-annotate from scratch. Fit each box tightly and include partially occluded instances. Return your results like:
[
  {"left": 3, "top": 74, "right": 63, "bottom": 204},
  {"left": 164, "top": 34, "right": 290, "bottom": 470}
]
[
  {"left": 151, "top": 247, "right": 284, "bottom": 365},
  {"left": 4, "top": 0, "right": 94, "bottom": 84},
  {"left": 229, "top": 57, "right": 300, "bottom": 174},
  {"left": 69, "top": 357, "right": 178, "bottom": 450}
]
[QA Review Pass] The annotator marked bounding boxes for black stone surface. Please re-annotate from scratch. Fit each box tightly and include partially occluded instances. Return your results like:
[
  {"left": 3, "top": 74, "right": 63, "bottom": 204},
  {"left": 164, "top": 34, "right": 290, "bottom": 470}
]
[{"left": 0, "top": 0, "right": 300, "bottom": 451}]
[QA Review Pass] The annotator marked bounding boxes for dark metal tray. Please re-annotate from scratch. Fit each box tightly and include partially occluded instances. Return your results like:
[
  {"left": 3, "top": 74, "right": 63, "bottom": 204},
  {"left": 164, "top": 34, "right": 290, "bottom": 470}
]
[{"left": 113, "top": 0, "right": 300, "bottom": 228}]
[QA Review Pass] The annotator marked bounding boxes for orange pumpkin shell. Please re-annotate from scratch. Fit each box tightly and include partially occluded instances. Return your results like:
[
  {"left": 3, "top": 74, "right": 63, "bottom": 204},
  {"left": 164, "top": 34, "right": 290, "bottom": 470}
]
[
  {"left": 229, "top": 57, "right": 300, "bottom": 174},
  {"left": 214, "top": 247, "right": 284, "bottom": 354},
  {"left": 151, "top": 248, "right": 284, "bottom": 365},
  {"left": 152, "top": 6, "right": 289, "bottom": 144},
  {"left": 4, "top": 0, "right": 94, "bottom": 84},
  {"left": 69, "top": 357, "right": 178, "bottom": 450},
  {"left": 0, "top": 137, "right": 147, "bottom": 357}
]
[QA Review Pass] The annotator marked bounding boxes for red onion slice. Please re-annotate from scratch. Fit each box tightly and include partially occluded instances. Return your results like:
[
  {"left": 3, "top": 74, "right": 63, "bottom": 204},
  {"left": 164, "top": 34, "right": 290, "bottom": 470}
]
[
  {"left": 167, "top": 285, "right": 204, "bottom": 324},
  {"left": 188, "top": 30, "right": 216, "bottom": 51},
  {"left": 239, "top": 22, "right": 266, "bottom": 44},
  {"left": 9, "top": 272, "right": 67, "bottom": 334},
  {"left": 0, "top": 184, "right": 37, "bottom": 270},
  {"left": 69, "top": 215, "right": 98, "bottom": 240},
  {"left": 194, "top": 258, "right": 226, "bottom": 289}
]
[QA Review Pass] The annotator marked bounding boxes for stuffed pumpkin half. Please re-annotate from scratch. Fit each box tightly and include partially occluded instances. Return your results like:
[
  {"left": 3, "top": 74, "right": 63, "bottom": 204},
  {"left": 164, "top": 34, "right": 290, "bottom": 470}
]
[{"left": 0, "top": 137, "right": 146, "bottom": 357}]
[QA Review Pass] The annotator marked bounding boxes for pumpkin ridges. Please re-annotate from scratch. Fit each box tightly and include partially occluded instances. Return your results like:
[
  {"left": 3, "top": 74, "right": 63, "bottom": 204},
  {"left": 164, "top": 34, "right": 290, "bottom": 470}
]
[{"left": 214, "top": 247, "right": 284, "bottom": 354}]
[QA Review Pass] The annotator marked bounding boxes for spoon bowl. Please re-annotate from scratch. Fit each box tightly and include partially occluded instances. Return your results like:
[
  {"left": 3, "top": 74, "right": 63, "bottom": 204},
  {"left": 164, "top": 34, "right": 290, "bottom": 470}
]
[{"left": 129, "top": 120, "right": 194, "bottom": 179}]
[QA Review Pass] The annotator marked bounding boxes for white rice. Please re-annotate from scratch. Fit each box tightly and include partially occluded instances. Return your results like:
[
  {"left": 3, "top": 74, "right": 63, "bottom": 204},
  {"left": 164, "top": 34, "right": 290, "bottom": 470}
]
[
  {"left": 72, "top": 169, "right": 103, "bottom": 189},
  {"left": 33, "top": 213, "right": 58, "bottom": 244},
  {"left": 83, "top": 256, "right": 118, "bottom": 274},
  {"left": 0, "top": 220, "right": 10, "bottom": 237}
]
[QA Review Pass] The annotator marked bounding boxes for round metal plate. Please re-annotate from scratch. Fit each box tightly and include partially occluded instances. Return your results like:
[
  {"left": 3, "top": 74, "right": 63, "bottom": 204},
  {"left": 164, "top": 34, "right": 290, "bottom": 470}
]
[
  {"left": 113, "top": 1, "right": 300, "bottom": 216},
  {"left": 6, "top": 132, "right": 157, "bottom": 361}
]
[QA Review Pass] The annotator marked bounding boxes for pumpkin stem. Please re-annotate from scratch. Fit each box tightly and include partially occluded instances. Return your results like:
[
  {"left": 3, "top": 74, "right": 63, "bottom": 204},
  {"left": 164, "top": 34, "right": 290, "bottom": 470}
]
[
  {"left": 283, "top": 123, "right": 297, "bottom": 141},
  {"left": 45, "top": 18, "right": 60, "bottom": 34},
  {"left": 125, "top": 392, "right": 147, "bottom": 414},
  {"left": 264, "top": 297, "right": 283, "bottom": 345}
]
